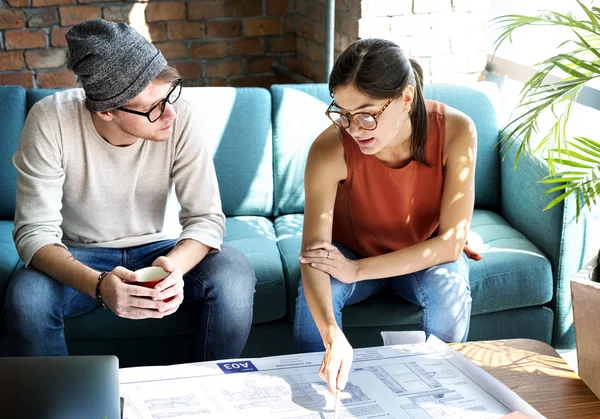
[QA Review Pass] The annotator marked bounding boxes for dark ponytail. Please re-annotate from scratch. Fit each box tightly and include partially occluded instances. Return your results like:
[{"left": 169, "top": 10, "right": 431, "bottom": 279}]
[
  {"left": 408, "top": 58, "right": 428, "bottom": 165},
  {"left": 329, "top": 39, "right": 429, "bottom": 166}
]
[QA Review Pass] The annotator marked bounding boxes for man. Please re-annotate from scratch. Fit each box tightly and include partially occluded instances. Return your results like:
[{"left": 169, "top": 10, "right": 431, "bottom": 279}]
[{"left": 4, "top": 18, "right": 256, "bottom": 361}]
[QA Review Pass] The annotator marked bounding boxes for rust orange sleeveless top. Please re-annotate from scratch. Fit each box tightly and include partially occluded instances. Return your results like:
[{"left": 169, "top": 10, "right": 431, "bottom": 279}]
[{"left": 332, "top": 100, "right": 446, "bottom": 257}]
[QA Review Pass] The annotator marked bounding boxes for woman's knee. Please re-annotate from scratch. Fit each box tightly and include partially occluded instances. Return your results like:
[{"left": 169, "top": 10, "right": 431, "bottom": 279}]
[
  {"left": 416, "top": 259, "right": 471, "bottom": 340},
  {"left": 420, "top": 257, "right": 471, "bottom": 305}
]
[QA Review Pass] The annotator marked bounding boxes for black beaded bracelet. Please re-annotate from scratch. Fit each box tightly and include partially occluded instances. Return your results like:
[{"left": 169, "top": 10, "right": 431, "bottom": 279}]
[{"left": 96, "top": 271, "right": 110, "bottom": 309}]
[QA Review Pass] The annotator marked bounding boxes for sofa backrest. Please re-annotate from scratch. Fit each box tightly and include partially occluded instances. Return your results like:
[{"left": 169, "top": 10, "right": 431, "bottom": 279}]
[
  {"left": 425, "top": 84, "right": 501, "bottom": 209},
  {"left": 271, "top": 84, "right": 333, "bottom": 216},
  {"left": 0, "top": 86, "right": 26, "bottom": 220},
  {"left": 27, "top": 89, "right": 60, "bottom": 113},
  {"left": 25, "top": 87, "right": 274, "bottom": 217},
  {"left": 179, "top": 87, "right": 273, "bottom": 217},
  {"left": 271, "top": 83, "right": 501, "bottom": 216},
  {"left": 16, "top": 83, "right": 500, "bottom": 219}
]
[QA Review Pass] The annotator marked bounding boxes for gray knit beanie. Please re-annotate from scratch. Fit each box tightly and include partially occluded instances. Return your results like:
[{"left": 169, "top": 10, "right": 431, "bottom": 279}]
[{"left": 66, "top": 18, "right": 167, "bottom": 112}]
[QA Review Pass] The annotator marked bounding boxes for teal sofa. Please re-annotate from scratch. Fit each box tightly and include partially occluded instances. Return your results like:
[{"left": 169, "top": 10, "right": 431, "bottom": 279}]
[{"left": 0, "top": 82, "right": 589, "bottom": 366}]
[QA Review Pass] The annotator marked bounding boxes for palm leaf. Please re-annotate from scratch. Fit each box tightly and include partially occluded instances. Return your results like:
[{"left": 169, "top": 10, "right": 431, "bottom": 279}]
[
  {"left": 492, "top": 2, "right": 600, "bottom": 218},
  {"left": 579, "top": 0, "right": 600, "bottom": 30},
  {"left": 576, "top": 136, "right": 600, "bottom": 153},
  {"left": 551, "top": 149, "right": 598, "bottom": 164},
  {"left": 540, "top": 137, "right": 600, "bottom": 218}
]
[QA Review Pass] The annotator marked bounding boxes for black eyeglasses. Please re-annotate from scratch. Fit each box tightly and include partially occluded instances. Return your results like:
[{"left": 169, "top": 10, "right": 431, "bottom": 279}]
[
  {"left": 325, "top": 97, "right": 395, "bottom": 131},
  {"left": 117, "top": 79, "right": 183, "bottom": 123}
]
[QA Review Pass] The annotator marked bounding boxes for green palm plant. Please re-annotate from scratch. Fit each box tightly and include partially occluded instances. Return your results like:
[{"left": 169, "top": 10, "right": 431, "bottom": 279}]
[{"left": 491, "top": 0, "right": 600, "bottom": 218}]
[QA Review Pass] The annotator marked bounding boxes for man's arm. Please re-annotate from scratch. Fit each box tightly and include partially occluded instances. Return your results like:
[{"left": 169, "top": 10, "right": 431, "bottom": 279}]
[
  {"left": 32, "top": 244, "right": 165, "bottom": 318},
  {"left": 164, "top": 239, "right": 211, "bottom": 275},
  {"left": 170, "top": 102, "right": 226, "bottom": 255},
  {"left": 32, "top": 244, "right": 99, "bottom": 298},
  {"left": 13, "top": 104, "right": 165, "bottom": 319},
  {"left": 12, "top": 105, "right": 67, "bottom": 268}
]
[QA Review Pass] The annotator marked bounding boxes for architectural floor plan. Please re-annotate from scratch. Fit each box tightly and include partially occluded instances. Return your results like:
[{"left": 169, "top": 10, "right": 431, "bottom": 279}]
[{"left": 120, "top": 335, "right": 542, "bottom": 419}]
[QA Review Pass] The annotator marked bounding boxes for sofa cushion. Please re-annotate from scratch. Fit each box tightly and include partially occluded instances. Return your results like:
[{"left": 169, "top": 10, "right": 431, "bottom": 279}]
[
  {"left": 223, "top": 216, "right": 286, "bottom": 324},
  {"left": 467, "top": 210, "right": 553, "bottom": 315},
  {"left": 64, "top": 216, "right": 285, "bottom": 340},
  {"left": 0, "top": 221, "right": 20, "bottom": 334},
  {"left": 342, "top": 306, "right": 554, "bottom": 348},
  {"left": 275, "top": 209, "right": 553, "bottom": 324},
  {"left": 0, "top": 86, "right": 26, "bottom": 219},
  {"left": 271, "top": 83, "right": 501, "bottom": 216},
  {"left": 64, "top": 305, "right": 199, "bottom": 341},
  {"left": 274, "top": 214, "right": 303, "bottom": 321}
]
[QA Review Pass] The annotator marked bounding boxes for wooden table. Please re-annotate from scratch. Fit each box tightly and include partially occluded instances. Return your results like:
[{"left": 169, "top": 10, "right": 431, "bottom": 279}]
[{"left": 452, "top": 339, "right": 600, "bottom": 419}]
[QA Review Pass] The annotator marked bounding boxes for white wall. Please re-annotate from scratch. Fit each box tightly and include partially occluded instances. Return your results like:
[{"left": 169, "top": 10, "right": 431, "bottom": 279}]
[
  {"left": 485, "top": 0, "right": 599, "bottom": 146},
  {"left": 488, "top": 0, "right": 594, "bottom": 66},
  {"left": 359, "top": 0, "right": 491, "bottom": 84}
]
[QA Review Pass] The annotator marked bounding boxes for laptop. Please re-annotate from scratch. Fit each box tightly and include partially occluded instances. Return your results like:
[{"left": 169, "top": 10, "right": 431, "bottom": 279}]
[{"left": 0, "top": 355, "right": 121, "bottom": 419}]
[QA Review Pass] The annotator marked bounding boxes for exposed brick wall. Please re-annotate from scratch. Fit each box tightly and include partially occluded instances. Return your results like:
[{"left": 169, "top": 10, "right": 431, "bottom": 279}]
[
  {"left": 0, "top": 0, "right": 297, "bottom": 88},
  {"left": 295, "top": 0, "right": 360, "bottom": 83},
  {"left": 0, "top": 0, "right": 489, "bottom": 89},
  {"left": 360, "top": 0, "right": 490, "bottom": 84}
]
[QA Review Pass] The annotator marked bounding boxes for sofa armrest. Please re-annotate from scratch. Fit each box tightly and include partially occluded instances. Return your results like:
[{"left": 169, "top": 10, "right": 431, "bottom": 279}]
[{"left": 501, "top": 142, "right": 600, "bottom": 349}]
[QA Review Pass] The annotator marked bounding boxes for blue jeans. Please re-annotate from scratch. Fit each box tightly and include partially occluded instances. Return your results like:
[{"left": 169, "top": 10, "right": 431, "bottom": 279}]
[
  {"left": 294, "top": 243, "right": 472, "bottom": 352},
  {"left": 4, "top": 240, "right": 256, "bottom": 361}
]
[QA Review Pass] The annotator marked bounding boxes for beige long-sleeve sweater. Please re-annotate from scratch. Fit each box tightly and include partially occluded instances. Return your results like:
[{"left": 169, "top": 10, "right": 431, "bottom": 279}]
[{"left": 12, "top": 88, "right": 225, "bottom": 267}]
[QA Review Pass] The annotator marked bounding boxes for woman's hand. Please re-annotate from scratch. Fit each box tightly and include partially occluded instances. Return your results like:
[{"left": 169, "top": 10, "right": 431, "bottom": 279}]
[
  {"left": 319, "top": 327, "right": 354, "bottom": 393},
  {"left": 299, "top": 241, "right": 359, "bottom": 284},
  {"left": 464, "top": 244, "right": 482, "bottom": 261}
]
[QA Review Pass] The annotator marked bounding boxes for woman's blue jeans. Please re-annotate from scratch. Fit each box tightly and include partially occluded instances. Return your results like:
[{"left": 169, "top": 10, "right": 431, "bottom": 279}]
[
  {"left": 294, "top": 242, "right": 472, "bottom": 352},
  {"left": 3, "top": 240, "right": 256, "bottom": 361}
]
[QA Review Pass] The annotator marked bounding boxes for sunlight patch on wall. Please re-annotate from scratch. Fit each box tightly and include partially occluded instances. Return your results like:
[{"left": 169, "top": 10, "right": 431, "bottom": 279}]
[{"left": 128, "top": 3, "right": 151, "bottom": 41}]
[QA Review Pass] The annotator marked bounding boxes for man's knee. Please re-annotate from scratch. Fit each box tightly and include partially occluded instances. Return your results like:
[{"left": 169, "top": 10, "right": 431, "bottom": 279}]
[
  {"left": 194, "top": 244, "right": 256, "bottom": 301},
  {"left": 217, "top": 244, "right": 255, "bottom": 288},
  {"left": 4, "top": 268, "right": 61, "bottom": 322}
]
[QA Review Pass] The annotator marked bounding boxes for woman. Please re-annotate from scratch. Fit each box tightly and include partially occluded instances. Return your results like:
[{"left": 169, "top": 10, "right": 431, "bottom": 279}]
[{"left": 295, "top": 38, "right": 482, "bottom": 395}]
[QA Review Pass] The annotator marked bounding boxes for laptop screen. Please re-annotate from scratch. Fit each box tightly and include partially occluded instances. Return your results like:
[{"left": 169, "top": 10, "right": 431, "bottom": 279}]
[{"left": 0, "top": 355, "right": 120, "bottom": 419}]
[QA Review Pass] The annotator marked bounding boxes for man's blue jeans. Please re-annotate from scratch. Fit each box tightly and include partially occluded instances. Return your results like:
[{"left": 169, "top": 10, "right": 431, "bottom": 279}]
[
  {"left": 3, "top": 240, "right": 256, "bottom": 361},
  {"left": 294, "top": 243, "right": 472, "bottom": 352}
]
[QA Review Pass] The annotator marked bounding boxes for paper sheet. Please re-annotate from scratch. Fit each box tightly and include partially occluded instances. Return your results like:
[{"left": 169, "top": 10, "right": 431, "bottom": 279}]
[{"left": 120, "top": 334, "right": 543, "bottom": 418}]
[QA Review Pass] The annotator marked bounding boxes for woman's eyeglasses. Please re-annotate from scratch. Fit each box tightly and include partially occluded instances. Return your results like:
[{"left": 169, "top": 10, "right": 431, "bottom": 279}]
[
  {"left": 325, "top": 96, "right": 394, "bottom": 131},
  {"left": 117, "top": 79, "right": 183, "bottom": 123}
]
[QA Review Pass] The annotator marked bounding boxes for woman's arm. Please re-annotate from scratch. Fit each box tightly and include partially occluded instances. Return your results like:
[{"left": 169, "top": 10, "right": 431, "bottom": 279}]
[
  {"left": 301, "top": 125, "right": 347, "bottom": 341},
  {"left": 303, "top": 107, "right": 477, "bottom": 282},
  {"left": 301, "top": 125, "right": 354, "bottom": 393}
]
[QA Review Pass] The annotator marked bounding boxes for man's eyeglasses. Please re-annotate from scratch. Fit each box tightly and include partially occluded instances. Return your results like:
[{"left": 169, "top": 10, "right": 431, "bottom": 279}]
[
  {"left": 325, "top": 96, "right": 395, "bottom": 131},
  {"left": 117, "top": 79, "right": 183, "bottom": 123}
]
